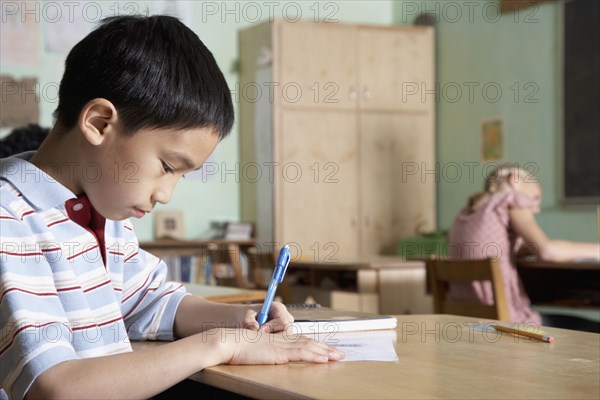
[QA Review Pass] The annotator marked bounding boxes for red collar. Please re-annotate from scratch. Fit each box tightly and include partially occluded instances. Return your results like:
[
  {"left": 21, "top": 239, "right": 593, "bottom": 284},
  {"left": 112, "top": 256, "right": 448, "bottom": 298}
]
[{"left": 65, "top": 194, "right": 107, "bottom": 265}]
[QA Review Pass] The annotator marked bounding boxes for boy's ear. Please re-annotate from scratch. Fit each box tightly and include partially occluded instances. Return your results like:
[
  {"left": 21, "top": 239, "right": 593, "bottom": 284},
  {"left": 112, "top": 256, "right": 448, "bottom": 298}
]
[{"left": 79, "top": 98, "right": 118, "bottom": 146}]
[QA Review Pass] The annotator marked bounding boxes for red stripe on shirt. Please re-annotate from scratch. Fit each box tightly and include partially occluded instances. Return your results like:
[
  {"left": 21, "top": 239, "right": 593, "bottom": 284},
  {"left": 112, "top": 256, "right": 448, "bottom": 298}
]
[
  {"left": 20, "top": 210, "right": 35, "bottom": 219},
  {"left": 0, "top": 251, "right": 43, "bottom": 257},
  {"left": 55, "top": 280, "right": 111, "bottom": 294},
  {"left": 124, "top": 251, "right": 139, "bottom": 263},
  {"left": 121, "top": 273, "right": 152, "bottom": 303},
  {"left": 41, "top": 247, "right": 61, "bottom": 253},
  {"left": 83, "top": 280, "right": 112, "bottom": 293},
  {"left": 71, "top": 317, "right": 123, "bottom": 331},
  {"left": 47, "top": 218, "right": 69, "bottom": 227},
  {"left": 67, "top": 245, "right": 99, "bottom": 261},
  {"left": 0, "top": 321, "right": 67, "bottom": 355},
  {"left": 122, "top": 284, "right": 183, "bottom": 320},
  {"left": 0, "top": 287, "right": 57, "bottom": 303}
]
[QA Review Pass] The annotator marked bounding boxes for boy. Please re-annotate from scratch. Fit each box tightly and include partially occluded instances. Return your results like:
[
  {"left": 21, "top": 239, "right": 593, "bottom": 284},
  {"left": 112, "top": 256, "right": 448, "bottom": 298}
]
[{"left": 0, "top": 15, "right": 343, "bottom": 400}]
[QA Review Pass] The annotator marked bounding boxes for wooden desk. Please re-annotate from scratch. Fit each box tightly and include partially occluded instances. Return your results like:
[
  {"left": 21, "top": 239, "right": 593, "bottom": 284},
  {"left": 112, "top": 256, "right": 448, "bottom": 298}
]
[
  {"left": 133, "top": 314, "right": 600, "bottom": 399},
  {"left": 517, "top": 259, "right": 600, "bottom": 308},
  {"left": 185, "top": 283, "right": 266, "bottom": 304},
  {"left": 288, "top": 257, "right": 432, "bottom": 315},
  {"left": 517, "top": 259, "right": 600, "bottom": 271}
]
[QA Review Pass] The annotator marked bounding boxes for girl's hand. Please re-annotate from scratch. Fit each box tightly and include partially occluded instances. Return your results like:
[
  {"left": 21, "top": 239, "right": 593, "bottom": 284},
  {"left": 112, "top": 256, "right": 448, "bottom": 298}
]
[
  {"left": 241, "top": 302, "right": 293, "bottom": 333},
  {"left": 221, "top": 329, "right": 345, "bottom": 365}
]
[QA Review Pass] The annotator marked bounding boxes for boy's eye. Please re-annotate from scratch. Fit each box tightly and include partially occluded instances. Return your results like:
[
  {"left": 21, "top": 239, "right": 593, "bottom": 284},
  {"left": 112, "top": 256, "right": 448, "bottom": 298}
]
[{"left": 162, "top": 162, "right": 174, "bottom": 174}]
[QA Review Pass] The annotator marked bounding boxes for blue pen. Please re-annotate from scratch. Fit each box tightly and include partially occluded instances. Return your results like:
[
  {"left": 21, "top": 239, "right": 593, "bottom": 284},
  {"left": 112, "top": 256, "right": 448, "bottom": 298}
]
[{"left": 257, "top": 245, "right": 291, "bottom": 326}]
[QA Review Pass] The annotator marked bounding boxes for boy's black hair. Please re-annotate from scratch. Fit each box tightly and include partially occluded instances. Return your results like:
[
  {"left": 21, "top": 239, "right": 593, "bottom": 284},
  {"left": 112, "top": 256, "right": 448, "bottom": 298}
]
[{"left": 54, "top": 15, "right": 233, "bottom": 139}]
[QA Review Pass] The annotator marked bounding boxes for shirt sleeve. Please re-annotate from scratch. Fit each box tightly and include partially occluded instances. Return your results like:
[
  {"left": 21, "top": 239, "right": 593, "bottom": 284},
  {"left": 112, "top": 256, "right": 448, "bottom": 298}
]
[
  {"left": 1, "top": 207, "right": 79, "bottom": 400},
  {"left": 117, "top": 222, "right": 188, "bottom": 341},
  {"left": 507, "top": 191, "right": 538, "bottom": 210}
]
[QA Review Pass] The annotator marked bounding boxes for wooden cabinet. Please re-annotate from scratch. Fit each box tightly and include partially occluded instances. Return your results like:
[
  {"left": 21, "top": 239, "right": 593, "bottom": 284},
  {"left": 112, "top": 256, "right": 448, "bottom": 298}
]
[
  {"left": 360, "top": 113, "right": 436, "bottom": 255},
  {"left": 358, "top": 27, "right": 435, "bottom": 112},
  {"left": 240, "top": 20, "right": 436, "bottom": 261},
  {"left": 279, "top": 110, "right": 360, "bottom": 257},
  {"left": 277, "top": 21, "right": 357, "bottom": 110}
]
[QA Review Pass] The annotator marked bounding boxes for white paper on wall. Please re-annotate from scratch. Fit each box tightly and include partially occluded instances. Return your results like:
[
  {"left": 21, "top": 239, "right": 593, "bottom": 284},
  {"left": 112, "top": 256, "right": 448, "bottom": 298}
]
[{"left": 0, "top": 1, "right": 41, "bottom": 65}]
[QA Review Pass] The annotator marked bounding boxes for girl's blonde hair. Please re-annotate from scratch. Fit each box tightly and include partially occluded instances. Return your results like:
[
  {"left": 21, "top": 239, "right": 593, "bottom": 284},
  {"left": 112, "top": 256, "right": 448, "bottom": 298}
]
[{"left": 467, "top": 163, "right": 528, "bottom": 212}]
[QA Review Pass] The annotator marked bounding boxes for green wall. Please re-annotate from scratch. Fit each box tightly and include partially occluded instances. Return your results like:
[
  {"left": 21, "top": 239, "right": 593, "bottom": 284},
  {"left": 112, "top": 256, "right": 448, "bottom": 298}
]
[
  {"left": 1, "top": 0, "right": 394, "bottom": 241},
  {"left": 393, "top": 0, "right": 598, "bottom": 242},
  {"left": 2, "top": 1, "right": 597, "bottom": 242}
]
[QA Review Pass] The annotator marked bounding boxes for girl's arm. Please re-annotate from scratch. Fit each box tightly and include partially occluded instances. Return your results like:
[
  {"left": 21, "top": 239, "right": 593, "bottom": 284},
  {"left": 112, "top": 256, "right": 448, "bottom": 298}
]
[{"left": 509, "top": 208, "right": 600, "bottom": 262}]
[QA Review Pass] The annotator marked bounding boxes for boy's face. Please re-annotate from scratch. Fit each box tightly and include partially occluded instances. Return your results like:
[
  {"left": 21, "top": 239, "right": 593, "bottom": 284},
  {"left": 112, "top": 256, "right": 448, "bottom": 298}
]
[{"left": 82, "top": 126, "right": 219, "bottom": 220}]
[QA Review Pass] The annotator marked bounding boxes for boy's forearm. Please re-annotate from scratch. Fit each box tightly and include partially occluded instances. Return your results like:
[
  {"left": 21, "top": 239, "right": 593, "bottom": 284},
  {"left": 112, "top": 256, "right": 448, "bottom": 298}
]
[
  {"left": 26, "top": 333, "right": 230, "bottom": 399},
  {"left": 173, "top": 295, "right": 249, "bottom": 338}
]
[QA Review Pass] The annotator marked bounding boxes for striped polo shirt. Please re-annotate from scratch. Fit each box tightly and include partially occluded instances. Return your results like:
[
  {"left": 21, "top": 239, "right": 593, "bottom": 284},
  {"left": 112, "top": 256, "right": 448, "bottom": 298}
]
[{"left": 0, "top": 153, "right": 188, "bottom": 400}]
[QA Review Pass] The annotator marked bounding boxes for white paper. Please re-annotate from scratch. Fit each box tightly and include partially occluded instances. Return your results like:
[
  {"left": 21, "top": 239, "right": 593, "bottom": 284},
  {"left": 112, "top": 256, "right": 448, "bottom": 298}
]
[
  {"left": 309, "top": 330, "right": 399, "bottom": 362},
  {"left": 0, "top": 1, "right": 41, "bottom": 65}
]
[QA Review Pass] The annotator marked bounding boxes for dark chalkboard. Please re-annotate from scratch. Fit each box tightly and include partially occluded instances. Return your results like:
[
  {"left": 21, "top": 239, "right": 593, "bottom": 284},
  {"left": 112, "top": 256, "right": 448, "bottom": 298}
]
[{"left": 562, "top": 0, "right": 600, "bottom": 203}]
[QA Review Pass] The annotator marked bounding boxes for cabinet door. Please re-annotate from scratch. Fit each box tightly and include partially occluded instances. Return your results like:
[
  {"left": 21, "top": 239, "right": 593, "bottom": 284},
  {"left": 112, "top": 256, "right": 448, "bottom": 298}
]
[
  {"left": 277, "top": 21, "right": 358, "bottom": 110},
  {"left": 278, "top": 110, "right": 359, "bottom": 261},
  {"left": 358, "top": 27, "right": 434, "bottom": 112},
  {"left": 360, "top": 113, "right": 435, "bottom": 255}
]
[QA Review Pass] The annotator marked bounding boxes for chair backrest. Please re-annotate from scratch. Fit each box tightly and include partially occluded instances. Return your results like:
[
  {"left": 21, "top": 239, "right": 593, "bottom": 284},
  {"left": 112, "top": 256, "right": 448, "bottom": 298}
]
[
  {"left": 425, "top": 257, "right": 510, "bottom": 322},
  {"left": 246, "top": 246, "right": 274, "bottom": 289}
]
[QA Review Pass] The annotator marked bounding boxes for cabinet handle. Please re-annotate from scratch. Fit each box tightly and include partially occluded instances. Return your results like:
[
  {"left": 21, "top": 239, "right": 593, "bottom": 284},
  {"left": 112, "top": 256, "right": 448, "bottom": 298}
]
[
  {"left": 351, "top": 217, "right": 357, "bottom": 227},
  {"left": 362, "top": 87, "right": 371, "bottom": 100},
  {"left": 349, "top": 87, "right": 357, "bottom": 101},
  {"left": 415, "top": 221, "right": 429, "bottom": 235}
]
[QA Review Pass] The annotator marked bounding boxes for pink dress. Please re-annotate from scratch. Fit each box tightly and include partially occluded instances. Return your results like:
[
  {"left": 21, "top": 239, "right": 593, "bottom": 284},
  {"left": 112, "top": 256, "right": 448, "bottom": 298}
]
[{"left": 447, "top": 191, "right": 542, "bottom": 325}]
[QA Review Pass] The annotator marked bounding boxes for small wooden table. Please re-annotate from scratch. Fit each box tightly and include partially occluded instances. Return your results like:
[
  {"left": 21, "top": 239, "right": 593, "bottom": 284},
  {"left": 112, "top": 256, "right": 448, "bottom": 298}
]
[
  {"left": 288, "top": 257, "right": 431, "bottom": 315},
  {"left": 517, "top": 258, "right": 600, "bottom": 271},
  {"left": 517, "top": 258, "right": 600, "bottom": 320},
  {"left": 185, "top": 283, "right": 266, "bottom": 304}
]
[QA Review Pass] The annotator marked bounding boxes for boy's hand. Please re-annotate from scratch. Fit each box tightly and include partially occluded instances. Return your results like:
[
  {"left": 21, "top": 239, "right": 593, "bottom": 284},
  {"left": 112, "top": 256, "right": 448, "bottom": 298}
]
[
  {"left": 223, "top": 329, "right": 345, "bottom": 365},
  {"left": 241, "top": 302, "right": 293, "bottom": 333}
]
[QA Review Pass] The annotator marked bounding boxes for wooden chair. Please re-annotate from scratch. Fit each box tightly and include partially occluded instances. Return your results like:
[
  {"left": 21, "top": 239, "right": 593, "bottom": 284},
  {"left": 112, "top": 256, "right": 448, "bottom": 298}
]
[
  {"left": 246, "top": 246, "right": 273, "bottom": 289},
  {"left": 425, "top": 257, "right": 510, "bottom": 322}
]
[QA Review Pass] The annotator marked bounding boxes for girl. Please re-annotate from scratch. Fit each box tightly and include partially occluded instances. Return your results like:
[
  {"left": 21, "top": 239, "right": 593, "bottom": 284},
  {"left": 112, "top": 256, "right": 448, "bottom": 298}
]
[{"left": 447, "top": 163, "right": 599, "bottom": 330}]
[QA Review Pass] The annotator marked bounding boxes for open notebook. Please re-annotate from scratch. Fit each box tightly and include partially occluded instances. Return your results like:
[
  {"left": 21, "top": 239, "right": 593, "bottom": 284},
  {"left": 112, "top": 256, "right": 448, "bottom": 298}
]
[
  {"left": 286, "top": 305, "right": 399, "bottom": 362},
  {"left": 287, "top": 305, "right": 398, "bottom": 335}
]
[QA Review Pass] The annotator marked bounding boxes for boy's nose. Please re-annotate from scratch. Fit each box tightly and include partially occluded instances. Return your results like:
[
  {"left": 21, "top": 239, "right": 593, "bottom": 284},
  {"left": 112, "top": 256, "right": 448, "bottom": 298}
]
[{"left": 152, "top": 183, "right": 175, "bottom": 205}]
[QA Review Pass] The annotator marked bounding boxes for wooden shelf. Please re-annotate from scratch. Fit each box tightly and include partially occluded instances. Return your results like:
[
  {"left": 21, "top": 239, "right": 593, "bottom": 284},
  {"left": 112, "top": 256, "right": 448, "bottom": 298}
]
[{"left": 139, "top": 239, "right": 257, "bottom": 289}]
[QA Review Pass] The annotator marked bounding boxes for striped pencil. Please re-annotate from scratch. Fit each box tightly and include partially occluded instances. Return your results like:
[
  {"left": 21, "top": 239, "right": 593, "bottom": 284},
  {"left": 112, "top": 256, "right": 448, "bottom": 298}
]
[{"left": 493, "top": 323, "right": 554, "bottom": 343}]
